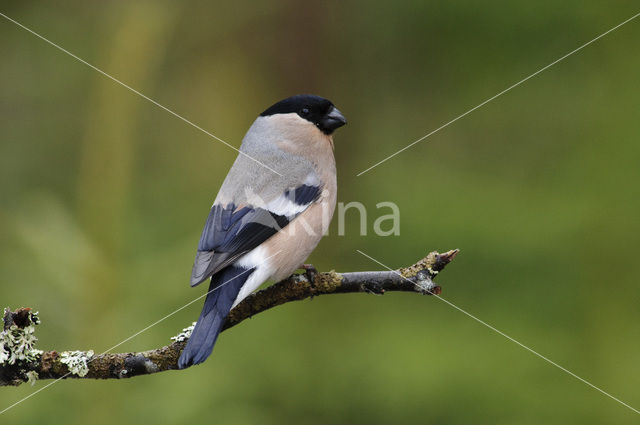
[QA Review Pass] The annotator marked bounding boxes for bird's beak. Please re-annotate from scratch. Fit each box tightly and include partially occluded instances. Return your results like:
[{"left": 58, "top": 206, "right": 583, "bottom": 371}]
[{"left": 320, "top": 107, "right": 347, "bottom": 133}]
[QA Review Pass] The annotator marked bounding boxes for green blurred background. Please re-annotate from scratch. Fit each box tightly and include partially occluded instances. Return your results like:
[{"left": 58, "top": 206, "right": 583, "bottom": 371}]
[{"left": 2, "top": 1, "right": 639, "bottom": 423}]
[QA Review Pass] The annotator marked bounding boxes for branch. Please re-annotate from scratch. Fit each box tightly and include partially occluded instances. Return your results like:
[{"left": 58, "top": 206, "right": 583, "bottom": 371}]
[{"left": 0, "top": 249, "right": 458, "bottom": 386}]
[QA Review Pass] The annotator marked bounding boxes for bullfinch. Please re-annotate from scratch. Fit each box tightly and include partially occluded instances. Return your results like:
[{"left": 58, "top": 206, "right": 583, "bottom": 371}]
[{"left": 178, "top": 94, "right": 346, "bottom": 368}]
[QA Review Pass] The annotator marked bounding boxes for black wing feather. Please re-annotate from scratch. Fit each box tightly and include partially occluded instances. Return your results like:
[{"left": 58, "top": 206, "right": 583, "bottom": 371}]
[
  {"left": 190, "top": 184, "right": 322, "bottom": 287},
  {"left": 190, "top": 204, "right": 289, "bottom": 286}
]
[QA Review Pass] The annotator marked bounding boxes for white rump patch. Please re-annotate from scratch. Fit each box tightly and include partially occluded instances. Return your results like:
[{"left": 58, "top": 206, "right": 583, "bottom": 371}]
[{"left": 233, "top": 245, "right": 275, "bottom": 308}]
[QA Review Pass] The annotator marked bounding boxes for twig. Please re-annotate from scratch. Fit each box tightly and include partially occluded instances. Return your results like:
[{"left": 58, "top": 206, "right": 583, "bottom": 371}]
[{"left": 0, "top": 249, "right": 458, "bottom": 386}]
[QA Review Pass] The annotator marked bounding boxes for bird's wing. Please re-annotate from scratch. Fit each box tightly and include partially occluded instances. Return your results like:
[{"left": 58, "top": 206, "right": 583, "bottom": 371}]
[{"left": 190, "top": 181, "right": 322, "bottom": 287}]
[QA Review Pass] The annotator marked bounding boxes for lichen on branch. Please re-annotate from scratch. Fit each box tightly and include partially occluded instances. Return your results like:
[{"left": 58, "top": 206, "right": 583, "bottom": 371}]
[
  {"left": 0, "top": 308, "right": 43, "bottom": 385},
  {"left": 0, "top": 249, "right": 459, "bottom": 386}
]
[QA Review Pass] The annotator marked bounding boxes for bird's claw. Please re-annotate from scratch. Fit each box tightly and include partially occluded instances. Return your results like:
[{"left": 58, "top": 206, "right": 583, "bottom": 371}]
[{"left": 300, "top": 263, "right": 318, "bottom": 287}]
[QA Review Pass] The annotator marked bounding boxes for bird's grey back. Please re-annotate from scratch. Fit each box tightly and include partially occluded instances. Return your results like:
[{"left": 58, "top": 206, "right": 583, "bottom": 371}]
[{"left": 215, "top": 117, "right": 320, "bottom": 206}]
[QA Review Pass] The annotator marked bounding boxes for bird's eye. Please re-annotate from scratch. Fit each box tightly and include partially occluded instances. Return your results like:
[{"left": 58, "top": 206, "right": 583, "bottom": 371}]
[{"left": 301, "top": 107, "right": 310, "bottom": 116}]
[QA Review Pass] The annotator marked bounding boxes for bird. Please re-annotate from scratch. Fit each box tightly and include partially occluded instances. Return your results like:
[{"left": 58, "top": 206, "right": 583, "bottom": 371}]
[{"left": 178, "top": 94, "right": 346, "bottom": 368}]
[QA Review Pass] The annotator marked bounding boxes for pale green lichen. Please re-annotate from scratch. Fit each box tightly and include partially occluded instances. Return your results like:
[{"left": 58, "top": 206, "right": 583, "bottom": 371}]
[
  {"left": 26, "top": 370, "right": 39, "bottom": 386},
  {"left": 414, "top": 272, "right": 438, "bottom": 294},
  {"left": 60, "top": 350, "right": 94, "bottom": 377},
  {"left": 399, "top": 252, "right": 436, "bottom": 279},
  {"left": 171, "top": 322, "right": 196, "bottom": 343},
  {"left": 0, "top": 310, "right": 42, "bottom": 365},
  {"left": 309, "top": 270, "right": 343, "bottom": 293}
]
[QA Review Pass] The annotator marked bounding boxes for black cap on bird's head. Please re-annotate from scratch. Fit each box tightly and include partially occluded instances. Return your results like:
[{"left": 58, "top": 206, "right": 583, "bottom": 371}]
[{"left": 260, "top": 94, "right": 347, "bottom": 135}]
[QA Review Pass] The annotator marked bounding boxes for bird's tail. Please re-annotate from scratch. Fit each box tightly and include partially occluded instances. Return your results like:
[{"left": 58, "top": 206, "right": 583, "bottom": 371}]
[{"left": 178, "top": 265, "right": 251, "bottom": 368}]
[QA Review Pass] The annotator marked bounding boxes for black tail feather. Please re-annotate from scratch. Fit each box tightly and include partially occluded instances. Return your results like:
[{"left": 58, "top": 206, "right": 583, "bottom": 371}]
[{"left": 178, "top": 266, "right": 252, "bottom": 368}]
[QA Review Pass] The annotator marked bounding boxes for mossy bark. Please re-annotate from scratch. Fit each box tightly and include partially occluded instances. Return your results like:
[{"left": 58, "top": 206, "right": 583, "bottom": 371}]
[{"left": 1, "top": 249, "right": 458, "bottom": 386}]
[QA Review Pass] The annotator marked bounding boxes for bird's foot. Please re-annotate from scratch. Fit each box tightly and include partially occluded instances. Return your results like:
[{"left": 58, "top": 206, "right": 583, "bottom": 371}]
[{"left": 300, "top": 263, "right": 317, "bottom": 287}]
